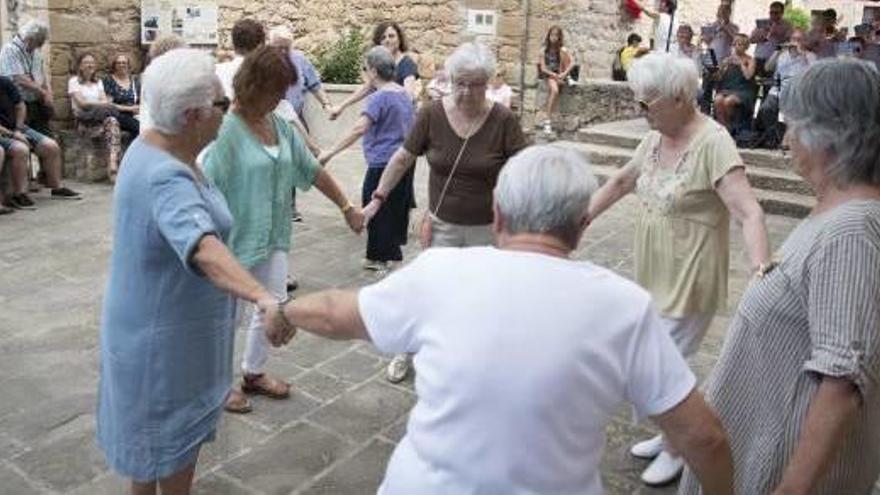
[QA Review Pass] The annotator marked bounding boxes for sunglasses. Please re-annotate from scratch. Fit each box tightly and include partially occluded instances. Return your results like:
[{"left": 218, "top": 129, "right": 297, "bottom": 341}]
[{"left": 213, "top": 96, "right": 231, "bottom": 113}]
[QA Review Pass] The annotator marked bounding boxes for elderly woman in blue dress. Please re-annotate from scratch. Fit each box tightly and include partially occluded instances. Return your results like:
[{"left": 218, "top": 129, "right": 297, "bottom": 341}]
[
  {"left": 97, "top": 48, "right": 276, "bottom": 494},
  {"left": 680, "top": 59, "right": 880, "bottom": 495}
]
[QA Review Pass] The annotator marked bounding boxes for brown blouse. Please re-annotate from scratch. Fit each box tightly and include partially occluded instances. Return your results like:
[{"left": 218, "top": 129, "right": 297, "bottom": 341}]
[{"left": 404, "top": 100, "right": 528, "bottom": 225}]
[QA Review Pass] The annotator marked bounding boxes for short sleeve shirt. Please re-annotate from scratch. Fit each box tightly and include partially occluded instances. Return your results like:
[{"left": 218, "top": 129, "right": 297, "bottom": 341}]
[
  {"left": 203, "top": 113, "right": 320, "bottom": 267},
  {"left": 395, "top": 55, "right": 419, "bottom": 85},
  {"left": 403, "top": 101, "right": 528, "bottom": 225},
  {"left": 285, "top": 50, "right": 323, "bottom": 115},
  {"left": 68, "top": 77, "right": 106, "bottom": 116},
  {"left": 0, "top": 36, "right": 45, "bottom": 102},
  {"left": 679, "top": 200, "right": 880, "bottom": 495},
  {"left": 361, "top": 88, "right": 415, "bottom": 167},
  {"left": 359, "top": 247, "right": 696, "bottom": 494},
  {"left": 631, "top": 118, "right": 742, "bottom": 317},
  {"left": 0, "top": 76, "right": 22, "bottom": 129}
]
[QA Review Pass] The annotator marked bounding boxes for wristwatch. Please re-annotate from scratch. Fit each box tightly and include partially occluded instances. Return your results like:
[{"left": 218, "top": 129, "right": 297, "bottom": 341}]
[{"left": 276, "top": 294, "right": 295, "bottom": 330}]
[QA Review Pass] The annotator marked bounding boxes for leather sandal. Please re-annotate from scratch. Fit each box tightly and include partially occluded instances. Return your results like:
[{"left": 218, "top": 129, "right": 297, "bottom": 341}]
[
  {"left": 224, "top": 388, "right": 253, "bottom": 414},
  {"left": 241, "top": 373, "right": 290, "bottom": 399}
]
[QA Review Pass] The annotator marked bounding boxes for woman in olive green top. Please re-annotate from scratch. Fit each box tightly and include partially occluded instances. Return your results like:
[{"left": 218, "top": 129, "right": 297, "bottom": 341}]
[
  {"left": 588, "top": 52, "right": 771, "bottom": 486},
  {"left": 204, "top": 46, "right": 364, "bottom": 414}
]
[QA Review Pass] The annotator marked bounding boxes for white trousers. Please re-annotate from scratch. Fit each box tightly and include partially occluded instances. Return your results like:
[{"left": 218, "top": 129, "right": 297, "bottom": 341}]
[
  {"left": 240, "top": 250, "right": 288, "bottom": 374},
  {"left": 658, "top": 312, "right": 714, "bottom": 359}
]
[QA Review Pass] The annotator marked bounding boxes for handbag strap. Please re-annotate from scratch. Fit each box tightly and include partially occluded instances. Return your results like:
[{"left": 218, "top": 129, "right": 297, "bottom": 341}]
[{"left": 431, "top": 117, "right": 478, "bottom": 218}]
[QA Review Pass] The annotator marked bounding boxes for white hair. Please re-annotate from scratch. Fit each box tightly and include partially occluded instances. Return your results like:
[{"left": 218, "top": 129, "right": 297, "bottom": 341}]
[
  {"left": 781, "top": 58, "right": 880, "bottom": 187},
  {"left": 268, "top": 25, "right": 294, "bottom": 47},
  {"left": 143, "top": 49, "right": 216, "bottom": 135},
  {"left": 494, "top": 145, "right": 598, "bottom": 247},
  {"left": 18, "top": 20, "right": 48, "bottom": 44},
  {"left": 445, "top": 42, "right": 495, "bottom": 81},
  {"left": 627, "top": 52, "right": 700, "bottom": 100}
]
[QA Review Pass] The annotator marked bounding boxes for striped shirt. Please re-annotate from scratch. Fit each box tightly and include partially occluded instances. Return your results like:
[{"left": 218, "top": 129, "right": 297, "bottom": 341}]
[
  {"left": 0, "top": 36, "right": 46, "bottom": 102},
  {"left": 679, "top": 199, "right": 880, "bottom": 494}
]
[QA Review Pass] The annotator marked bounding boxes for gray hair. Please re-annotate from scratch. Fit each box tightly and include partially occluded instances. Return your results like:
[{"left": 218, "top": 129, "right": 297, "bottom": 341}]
[
  {"left": 445, "top": 42, "right": 495, "bottom": 81},
  {"left": 781, "top": 58, "right": 880, "bottom": 187},
  {"left": 627, "top": 52, "right": 700, "bottom": 100},
  {"left": 143, "top": 49, "right": 216, "bottom": 134},
  {"left": 18, "top": 20, "right": 48, "bottom": 45},
  {"left": 494, "top": 145, "right": 598, "bottom": 248},
  {"left": 366, "top": 46, "right": 395, "bottom": 81},
  {"left": 268, "top": 25, "right": 294, "bottom": 49}
]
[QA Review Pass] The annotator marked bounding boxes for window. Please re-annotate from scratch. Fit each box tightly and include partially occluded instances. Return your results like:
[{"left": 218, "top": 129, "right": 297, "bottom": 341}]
[{"left": 467, "top": 9, "right": 497, "bottom": 35}]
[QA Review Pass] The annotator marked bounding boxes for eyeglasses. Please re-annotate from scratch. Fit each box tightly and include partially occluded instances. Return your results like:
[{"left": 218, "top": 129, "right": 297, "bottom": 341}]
[
  {"left": 453, "top": 80, "right": 487, "bottom": 91},
  {"left": 213, "top": 96, "right": 231, "bottom": 113},
  {"left": 636, "top": 95, "right": 663, "bottom": 111}
]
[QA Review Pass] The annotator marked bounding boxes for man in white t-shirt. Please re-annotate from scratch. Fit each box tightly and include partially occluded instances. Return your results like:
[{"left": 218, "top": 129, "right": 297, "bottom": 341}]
[{"left": 265, "top": 146, "right": 734, "bottom": 495}]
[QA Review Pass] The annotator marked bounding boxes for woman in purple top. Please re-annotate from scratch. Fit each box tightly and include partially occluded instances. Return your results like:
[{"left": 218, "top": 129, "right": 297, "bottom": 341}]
[{"left": 320, "top": 46, "right": 415, "bottom": 270}]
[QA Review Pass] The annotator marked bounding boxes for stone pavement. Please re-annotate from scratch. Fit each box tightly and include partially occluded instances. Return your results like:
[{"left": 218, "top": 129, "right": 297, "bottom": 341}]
[{"left": 0, "top": 146, "right": 841, "bottom": 494}]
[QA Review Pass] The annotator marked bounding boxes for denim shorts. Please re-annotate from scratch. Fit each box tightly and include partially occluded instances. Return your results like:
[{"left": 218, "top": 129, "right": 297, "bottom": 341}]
[{"left": 0, "top": 126, "right": 47, "bottom": 151}]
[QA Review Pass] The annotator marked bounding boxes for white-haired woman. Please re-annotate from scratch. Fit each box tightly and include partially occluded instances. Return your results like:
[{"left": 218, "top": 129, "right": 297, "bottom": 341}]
[
  {"left": 588, "top": 52, "right": 770, "bottom": 486},
  {"left": 0, "top": 20, "right": 54, "bottom": 137},
  {"left": 97, "top": 49, "right": 276, "bottom": 494},
  {"left": 362, "top": 42, "right": 528, "bottom": 383},
  {"left": 319, "top": 46, "right": 415, "bottom": 270},
  {"left": 681, "top": 58, "right": 880, "bottom": 495}
]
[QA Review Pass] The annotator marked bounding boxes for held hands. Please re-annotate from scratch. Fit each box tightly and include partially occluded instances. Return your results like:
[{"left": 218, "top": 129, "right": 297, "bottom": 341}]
[
  {"left": 327, "top": 105, "right": 342, "bottom": 121},
  {"left": 361, "top": 198, "right": 382, "bottom": 226},
  {"left": 317, "top": 151, "right": 332, "bottom": 167},
  {"left": 344, "top": 206, "right": 366, "bottom": 234},
  {"left": 260, "top": 298, "right": 297, "bottom": 347}
]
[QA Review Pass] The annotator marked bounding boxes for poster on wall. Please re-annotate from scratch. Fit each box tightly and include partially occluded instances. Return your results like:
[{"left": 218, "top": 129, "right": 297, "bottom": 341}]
[{"left": 141, "top": 1, "right": 219, "bottom": 45}]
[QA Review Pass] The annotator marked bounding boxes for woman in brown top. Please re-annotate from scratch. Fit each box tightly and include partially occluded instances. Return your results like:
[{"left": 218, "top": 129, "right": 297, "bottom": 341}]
[{"left": 362, "top": 42, "right": 528, "bottom": 383}]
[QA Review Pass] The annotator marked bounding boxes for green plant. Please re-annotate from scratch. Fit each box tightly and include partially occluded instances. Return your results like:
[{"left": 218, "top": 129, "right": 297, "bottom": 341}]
[
  {"left": 784, "top": 4, "right": 811, "bottom": 31},
  {"left": 315, "top": 28, "right": 366, "bottom": 84}
]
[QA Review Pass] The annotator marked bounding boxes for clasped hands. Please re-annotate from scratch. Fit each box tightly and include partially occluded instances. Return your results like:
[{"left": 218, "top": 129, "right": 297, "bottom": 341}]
[{"left": 256, "top": 297, "right": 297, "bottom": 348}]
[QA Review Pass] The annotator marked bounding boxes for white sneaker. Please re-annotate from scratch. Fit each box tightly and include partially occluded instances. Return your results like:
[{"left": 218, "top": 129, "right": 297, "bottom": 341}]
[
  {"left": 630, "top": 434, "right": 664, "bottom": 459},
  {"left": 640, "top": 451, "right": 684, "bottom": 486},
  {"left": 362, "top": 259, "right": 389, "bottom": 271},
  {"left": 386, "top": 354, "right": 410, "bottom": 383}
]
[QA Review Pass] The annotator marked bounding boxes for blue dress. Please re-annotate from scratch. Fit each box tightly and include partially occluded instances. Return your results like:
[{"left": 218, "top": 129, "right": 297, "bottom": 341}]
[{"left": 97, "top": 138, "right": 235, "bottom": 482}]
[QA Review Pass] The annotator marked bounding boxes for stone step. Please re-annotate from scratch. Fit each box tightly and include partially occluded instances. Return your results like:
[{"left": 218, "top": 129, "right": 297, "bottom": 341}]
[
  {"left": 554, "top": 141, "right": 812, "bottom": 196},
  {"left": 551, "top": 143, "right": 814, "bottom": 218},
  {"left": 575, "top": 121, "right": 794, "bottom": 172}
]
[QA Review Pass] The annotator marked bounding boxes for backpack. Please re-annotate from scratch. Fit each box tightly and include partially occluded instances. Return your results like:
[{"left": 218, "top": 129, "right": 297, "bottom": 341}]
[{"left": 612, "top": 48, "right": 627, "bottom": 81}]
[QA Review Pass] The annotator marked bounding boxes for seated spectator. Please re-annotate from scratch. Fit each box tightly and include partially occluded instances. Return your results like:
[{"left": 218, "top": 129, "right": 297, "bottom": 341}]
[
  {"left": 68, "top": 53, "right": 122, "bottom": 181},
  {"left": 754, "top": 28, "right": 814, "bottom": 148},
  {"left": 713, "top": 34, "right": 757, "bottom": 134},
  {"left": 614, "top": 33, "right": 648, "bottom": 81},
  {"left": 265, "top": 145, "right": 735, "bottom": 495},
  {"left": 0, "top": 21, "right": 54, "bottom": 138},
  {"left": 102, "top": 53, "right": 140, "bottom": 136},
  {"left": 537, "top": 25, "right": 575, "bottom": 133},
  {"left": 749, "top": 1, "right": 792, "bottom": 77},
  {"left": 0, "top": 75, "right": 80, "bottom": 210},
  {"left": 486, "top": 68, "right": 513, "bottom": 108}
]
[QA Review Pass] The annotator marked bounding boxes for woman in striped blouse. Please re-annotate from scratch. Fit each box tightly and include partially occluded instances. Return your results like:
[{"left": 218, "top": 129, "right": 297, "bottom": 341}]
[{"left": 680, "top": 58, "right": 880, "bottom": 494}]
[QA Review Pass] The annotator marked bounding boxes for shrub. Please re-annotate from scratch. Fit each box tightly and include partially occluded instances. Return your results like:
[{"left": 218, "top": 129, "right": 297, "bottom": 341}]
[
  {"left": 784, "top": 5, "right": 811, "bottom": 32},
  {"left": 315, "top": 28, "right": 366, "bottom": 84}
]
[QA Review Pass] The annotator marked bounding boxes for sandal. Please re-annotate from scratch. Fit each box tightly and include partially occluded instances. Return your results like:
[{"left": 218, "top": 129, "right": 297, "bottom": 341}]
[
  {"left": 241, "top": 373, "right": 290, "bottom": 399},
  {"left": 224, "top": 388, "right": 253, "bottom": 414}
]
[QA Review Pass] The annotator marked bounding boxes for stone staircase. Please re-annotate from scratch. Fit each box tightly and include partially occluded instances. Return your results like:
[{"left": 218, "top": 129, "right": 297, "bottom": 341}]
[{"left": 542, "top": 119, "right": 815, "bottom": 218}]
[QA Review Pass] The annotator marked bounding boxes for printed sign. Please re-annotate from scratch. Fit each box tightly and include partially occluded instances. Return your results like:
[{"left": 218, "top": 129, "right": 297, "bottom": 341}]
[{"left": 141, "top": 1, "right": 219, "bottom": 45}]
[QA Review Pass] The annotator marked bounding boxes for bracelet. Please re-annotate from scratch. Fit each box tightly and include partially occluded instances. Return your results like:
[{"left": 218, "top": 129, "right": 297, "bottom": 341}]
[
  {"left": 275, "top": 295, "right": 295, "bottom": 330},
  {"left": 340, "top": 202, "right": 354, "bottom": 214},
  {"left": 371, "top": 191, "right": 386, "bottom": 203}
]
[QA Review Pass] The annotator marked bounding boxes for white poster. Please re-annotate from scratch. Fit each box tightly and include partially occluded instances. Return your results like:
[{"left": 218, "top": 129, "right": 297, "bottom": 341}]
[{"left": 141, "top": 1, "right": 218, "bottom": 45}]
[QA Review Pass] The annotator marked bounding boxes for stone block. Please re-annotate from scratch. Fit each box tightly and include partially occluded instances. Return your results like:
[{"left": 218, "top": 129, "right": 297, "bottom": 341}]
[
  {"left": 220, "top": 422, "right": 356, "bottom": 493},
  {"left": 49, "top": 12, "right": 110, "bottom": 43},
  {"left": 10, "top": 428, "right": 107, "bottom": 493},
  {"left": 301, "top": 439, "right": 395, "bottom": 494},
  {"left": 59, "top": 129, "right": 110, "bottom": 183},
  {"left": 308, "top": 381, "right": 415, "bottom": 443},
  {"left": 317, "top": 349, "right": 383, "bottom": 384},
  {"left": 0, "top": 463, "right": 41, "bottom": 495},
  {"left": 294, "top": 370, "right": 351, "bottom": 402},
  {"left": 240, "top": 388, "right": 321, "bottom": 431}
]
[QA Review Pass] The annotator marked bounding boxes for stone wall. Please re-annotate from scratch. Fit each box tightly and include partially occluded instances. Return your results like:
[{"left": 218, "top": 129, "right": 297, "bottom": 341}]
[{"left": 524, "top": 78, "right": 640, "bottom": 136}]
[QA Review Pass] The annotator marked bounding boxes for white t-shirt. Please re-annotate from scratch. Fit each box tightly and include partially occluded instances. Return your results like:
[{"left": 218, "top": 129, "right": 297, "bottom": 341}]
[
  {"left": 486, "top": 83, "right": 513, "bottom": 108},
  {"left": 215, "top": 56, "right": 243, "bottom": 100},
  {"left": 359, "top": 247, "right": 696, "bottom": 495},
  {"left": 67, "top": 77, "right": 106, "bottom": 115},
  {"left": 654, "top": 13, "right": 679, "bottom": 53}
]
